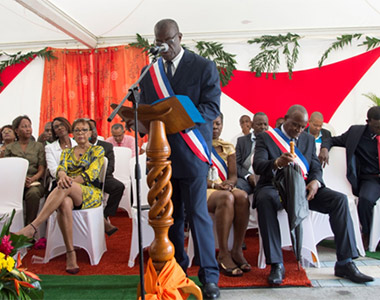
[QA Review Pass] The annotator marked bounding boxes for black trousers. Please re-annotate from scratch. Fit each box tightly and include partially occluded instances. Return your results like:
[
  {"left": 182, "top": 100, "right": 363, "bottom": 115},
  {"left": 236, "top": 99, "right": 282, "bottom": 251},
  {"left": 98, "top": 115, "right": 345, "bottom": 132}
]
[
  {"left": 169, "top": 176, "right": 219, "bottom": 285},
  {"left": 357, "top": 177, "right": 380, "bottom": 234},
  {"left": 103, "top": 176, "right": 125, "bottom": 219},
  {"left": 255, "top": 185, "right": 358, "bottom": 264}
]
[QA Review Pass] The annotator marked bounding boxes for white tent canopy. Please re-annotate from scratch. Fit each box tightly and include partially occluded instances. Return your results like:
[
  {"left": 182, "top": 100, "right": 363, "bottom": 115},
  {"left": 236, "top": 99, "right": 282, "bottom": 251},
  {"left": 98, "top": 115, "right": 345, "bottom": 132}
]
[
  {"left": 1, "top": 0, "right": 380, "bottom": 141},
  {"left": 2, "top": 0, "right": 380, "bottom": 50}
]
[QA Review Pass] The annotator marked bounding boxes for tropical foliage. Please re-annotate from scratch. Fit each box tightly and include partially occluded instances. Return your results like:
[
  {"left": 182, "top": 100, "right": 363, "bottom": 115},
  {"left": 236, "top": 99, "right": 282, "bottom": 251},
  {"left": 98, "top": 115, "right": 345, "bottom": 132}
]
[{"left": 0, "top": 210, "right": 43, "bottom": 299}]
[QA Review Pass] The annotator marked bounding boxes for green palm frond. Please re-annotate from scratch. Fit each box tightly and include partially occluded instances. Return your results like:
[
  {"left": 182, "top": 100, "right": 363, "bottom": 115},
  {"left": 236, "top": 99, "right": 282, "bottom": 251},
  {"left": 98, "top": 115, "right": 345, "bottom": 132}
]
[
  {"left": 318, "top": 34, "right": 362, "bottom": 68},
  {"left": 248, "top": 33, "right": 301, "bottom": 79},
  {"left": 363, "top": 93, "right": 380, "bottom": 106}
]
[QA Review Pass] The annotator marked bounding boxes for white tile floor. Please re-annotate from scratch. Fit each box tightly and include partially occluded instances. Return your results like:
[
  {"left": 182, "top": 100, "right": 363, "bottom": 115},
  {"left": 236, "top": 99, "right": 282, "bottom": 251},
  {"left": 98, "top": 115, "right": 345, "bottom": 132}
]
[{"left": 216, "top": 245, "right": 380, "bottom": 300}]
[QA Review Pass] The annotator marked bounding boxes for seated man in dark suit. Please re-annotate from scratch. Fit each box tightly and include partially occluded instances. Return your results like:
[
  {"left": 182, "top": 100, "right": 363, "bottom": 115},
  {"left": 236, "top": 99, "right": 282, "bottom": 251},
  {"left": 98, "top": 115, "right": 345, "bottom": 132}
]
[
  {"left": 236, "top": 112, "right": 268, "bottom": 195},
  {"left": 89, "top": 119, "right": 125, "bottom": 236},
  {"left": 319, "top": 106, "right": 380, "bottom": 249},
  {"left": 253, "top": 104, "right": 373, "bottom": 285}
]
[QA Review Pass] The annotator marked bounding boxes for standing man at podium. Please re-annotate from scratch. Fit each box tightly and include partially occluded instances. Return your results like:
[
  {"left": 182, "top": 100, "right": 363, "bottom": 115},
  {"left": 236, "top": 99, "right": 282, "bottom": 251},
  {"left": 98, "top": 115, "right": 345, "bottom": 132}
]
[{"left": 138, "top": 19, "right": 221, "bottom": 299}]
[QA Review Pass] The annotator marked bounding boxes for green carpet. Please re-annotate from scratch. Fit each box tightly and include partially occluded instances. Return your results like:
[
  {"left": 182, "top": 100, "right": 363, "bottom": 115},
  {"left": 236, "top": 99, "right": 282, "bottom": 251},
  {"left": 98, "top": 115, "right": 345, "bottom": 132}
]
[
  {"left": 40, "top": 275, "right": 201, "bottom": 300},
  {"left": 365, "top": 251, "right": 380, "bottom": 260},
  {"left": 319, "top": 239, "right": 380, "bottom": 260}
]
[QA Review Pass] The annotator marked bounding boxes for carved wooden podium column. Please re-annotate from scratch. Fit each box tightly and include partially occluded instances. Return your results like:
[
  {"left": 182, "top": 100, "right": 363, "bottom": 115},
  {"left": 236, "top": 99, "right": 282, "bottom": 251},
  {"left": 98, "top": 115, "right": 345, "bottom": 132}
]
[
  {"left": 145, "top": 120, "right": 174, "bottom": 270},
  {"left": 112, "top": 97, "right": 202, "bottom": 299}
]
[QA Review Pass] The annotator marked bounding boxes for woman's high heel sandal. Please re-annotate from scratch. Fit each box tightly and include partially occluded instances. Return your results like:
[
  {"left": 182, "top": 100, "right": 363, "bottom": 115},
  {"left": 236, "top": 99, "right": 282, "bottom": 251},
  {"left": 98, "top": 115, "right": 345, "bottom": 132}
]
[
  {"left": 66, "top": 249, "right": 80, "bottom": 275},
  {"left": 29, "top": 223, "right": 38, "bottom": 240}
]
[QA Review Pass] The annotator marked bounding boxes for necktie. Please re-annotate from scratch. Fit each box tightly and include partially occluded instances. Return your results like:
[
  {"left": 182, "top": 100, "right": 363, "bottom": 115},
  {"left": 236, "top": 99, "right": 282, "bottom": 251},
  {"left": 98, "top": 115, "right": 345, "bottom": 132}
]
[
  {"left": 166, "top": 61, "right": 173, "bottom": 81},
  {"left": 376, "top": 135, "right": 380, "bottom": 171}
]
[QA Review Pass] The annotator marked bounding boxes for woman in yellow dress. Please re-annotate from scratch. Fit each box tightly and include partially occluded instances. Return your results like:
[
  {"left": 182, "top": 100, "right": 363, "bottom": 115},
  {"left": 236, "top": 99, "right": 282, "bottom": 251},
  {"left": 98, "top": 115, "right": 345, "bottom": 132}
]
[
  {"left": 17, "top": 119, "right": 104, "bottom": 274},
  {"left": 207, "top": 114, "right": 251, "bottom": 277}
]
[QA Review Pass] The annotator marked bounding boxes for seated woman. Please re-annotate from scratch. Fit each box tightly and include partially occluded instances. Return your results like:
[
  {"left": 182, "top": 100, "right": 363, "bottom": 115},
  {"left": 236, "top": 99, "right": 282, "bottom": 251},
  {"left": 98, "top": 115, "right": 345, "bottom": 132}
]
[
  {"left": 17, "top": 118, "right": 104, "bottom": 274},
  {"left": 45, "top": 117, "right": 77, "bottom": 191},
  {"left": 5, "top": 116, "right": 46, "bottom": 224},
  {"left": 0, "top": 125, "right": 17, "bottom": 158},
  {"left": 207, "top": 114, "right": 251, "bottom": 277}
]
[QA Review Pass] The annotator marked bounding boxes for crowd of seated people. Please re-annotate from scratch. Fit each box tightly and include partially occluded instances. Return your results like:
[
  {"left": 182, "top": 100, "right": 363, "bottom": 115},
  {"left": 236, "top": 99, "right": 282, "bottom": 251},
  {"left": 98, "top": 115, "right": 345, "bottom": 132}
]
[{"left": 1, "top": 105, "right": 378, "bottom": 284}]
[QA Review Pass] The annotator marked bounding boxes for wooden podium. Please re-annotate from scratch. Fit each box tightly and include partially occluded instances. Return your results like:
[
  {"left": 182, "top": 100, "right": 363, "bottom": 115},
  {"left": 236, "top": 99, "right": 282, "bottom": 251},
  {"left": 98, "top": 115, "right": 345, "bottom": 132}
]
[{"left": 111, "top": 96, "right": 202, "bottom": 299}]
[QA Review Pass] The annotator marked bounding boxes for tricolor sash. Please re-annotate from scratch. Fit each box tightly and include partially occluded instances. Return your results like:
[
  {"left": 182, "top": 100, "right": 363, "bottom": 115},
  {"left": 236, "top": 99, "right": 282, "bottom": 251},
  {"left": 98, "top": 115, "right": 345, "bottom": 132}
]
[
  {"left": 211, "top": 147, "right": 228, "bottom": 181},
  {"left": 266, "top": 127, "right": 309, "bottom": 178},
  {"left": 149, "top": 58, "right": 211, "bottom": 164}
]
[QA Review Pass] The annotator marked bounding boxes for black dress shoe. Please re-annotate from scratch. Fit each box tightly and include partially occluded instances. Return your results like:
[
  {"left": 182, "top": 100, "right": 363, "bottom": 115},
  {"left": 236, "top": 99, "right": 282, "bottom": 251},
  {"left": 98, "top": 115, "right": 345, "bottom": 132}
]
[
  {"left": 335, "top": 261, "right": 374, "bottom": 283},
  {"left": 268, "top": 263, "right": 285, "bottom": 285},
  {"left": 202, "top": 282, "right": 220, "bottom": 299}
]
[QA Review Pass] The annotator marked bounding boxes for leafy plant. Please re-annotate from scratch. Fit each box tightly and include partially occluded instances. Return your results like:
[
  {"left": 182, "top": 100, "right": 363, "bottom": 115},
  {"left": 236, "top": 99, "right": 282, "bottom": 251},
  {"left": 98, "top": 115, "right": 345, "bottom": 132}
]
[
  {"left": 248, "top": 33, "right": 301, "bottom": 79},
  {"left": 361, "top": 36, "right": 380, "bottom": 50},
  {"left": 363, "top": 93, "right": 380, "bottom": 106},
  {"left": 318, "top": 34, "right": 363, "bottom": 67},
  {"left": 0, "top": 210, "right": 43, "bottom": 299},
  {"left": 127, "top": 33, "right": 153, "bottom": 55},
  {"left": 0, "top": 48, "right": 56, "bottom": 90},
  {"left": 129, "top": 34, "right": 237, "bottom": 86},
  {"left": 195, "top": 41, "right": 237, "bottom": 86}
]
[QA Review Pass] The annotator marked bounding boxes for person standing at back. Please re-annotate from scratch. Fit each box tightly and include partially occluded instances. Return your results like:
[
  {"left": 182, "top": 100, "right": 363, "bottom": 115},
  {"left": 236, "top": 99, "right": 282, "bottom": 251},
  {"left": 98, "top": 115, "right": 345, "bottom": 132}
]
[{"left": 138, "top": 19, "right": 221, "bottom": 299}]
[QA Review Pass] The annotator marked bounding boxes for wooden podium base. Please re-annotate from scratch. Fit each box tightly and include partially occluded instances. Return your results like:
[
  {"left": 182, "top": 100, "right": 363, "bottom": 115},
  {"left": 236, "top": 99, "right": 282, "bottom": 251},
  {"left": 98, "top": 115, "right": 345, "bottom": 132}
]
[{"left": 139, "top": 120, "right": 202, "bottom": 299}]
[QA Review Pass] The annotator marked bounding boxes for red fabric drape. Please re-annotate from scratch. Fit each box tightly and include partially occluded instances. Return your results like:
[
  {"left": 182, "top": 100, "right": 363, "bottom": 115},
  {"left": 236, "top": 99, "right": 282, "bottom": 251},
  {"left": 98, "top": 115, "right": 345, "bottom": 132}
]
[{"left": 40, "top": 46, "right": 149, "bottom": 144}]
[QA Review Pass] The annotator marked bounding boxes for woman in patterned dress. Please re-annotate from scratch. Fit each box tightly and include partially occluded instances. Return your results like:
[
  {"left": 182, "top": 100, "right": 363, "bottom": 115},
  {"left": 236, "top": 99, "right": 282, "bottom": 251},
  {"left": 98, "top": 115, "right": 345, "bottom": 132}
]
[
  {"left": 207, "top": 114, "right": 251, "bottom": 277},
  {"left": 17, "top": 119, "right": 104, "bottom": 274}
]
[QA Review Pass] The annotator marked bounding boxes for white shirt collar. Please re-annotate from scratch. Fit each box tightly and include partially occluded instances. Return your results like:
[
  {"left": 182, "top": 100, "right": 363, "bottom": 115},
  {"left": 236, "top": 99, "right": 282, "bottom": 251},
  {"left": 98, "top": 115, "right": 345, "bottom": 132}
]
[
  {"left": 164, "top": 47, "right": 184, "bottom": 75},
  {"left": 280, "top": 124, "right": 296, "bottom": 141}
]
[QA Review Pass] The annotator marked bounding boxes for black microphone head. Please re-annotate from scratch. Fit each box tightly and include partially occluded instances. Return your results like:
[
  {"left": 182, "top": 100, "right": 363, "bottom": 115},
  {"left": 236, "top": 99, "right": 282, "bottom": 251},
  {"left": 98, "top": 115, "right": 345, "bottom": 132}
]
[
  {"left": 160, "top": 43, "right": 169, "bottom": 53},
  {"left": 149, "top": 43, "right": 169, "bottom": 55}
]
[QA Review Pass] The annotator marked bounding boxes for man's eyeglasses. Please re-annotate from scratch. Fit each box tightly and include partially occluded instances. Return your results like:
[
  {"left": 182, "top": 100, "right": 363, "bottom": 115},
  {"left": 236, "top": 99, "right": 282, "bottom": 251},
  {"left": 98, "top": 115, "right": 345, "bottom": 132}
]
[
  {"left": 155, "top": 32, "right": 179, "bottom": 46},
  {"left": 73, "top": 128, "right": 90, "bottom": 134}
]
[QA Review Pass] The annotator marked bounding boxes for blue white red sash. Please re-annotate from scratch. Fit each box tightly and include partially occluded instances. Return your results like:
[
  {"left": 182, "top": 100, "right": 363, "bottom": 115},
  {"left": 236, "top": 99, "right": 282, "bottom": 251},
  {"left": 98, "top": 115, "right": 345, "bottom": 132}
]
[
  {"left": 211, "top": 147, "right": 227, "bottom": 181},
  {"left": 149, "top": 58, "right": 211, "bottom": 164},
  {"left": 266, "top": 127, "right": 309, "bottom": 178}
]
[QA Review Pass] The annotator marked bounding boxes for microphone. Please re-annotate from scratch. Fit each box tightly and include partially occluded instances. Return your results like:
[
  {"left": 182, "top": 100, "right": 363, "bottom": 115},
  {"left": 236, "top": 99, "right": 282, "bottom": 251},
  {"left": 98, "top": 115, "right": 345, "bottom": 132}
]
[{"left": 149, "top": 43, "right": 169, "bottom": 55}]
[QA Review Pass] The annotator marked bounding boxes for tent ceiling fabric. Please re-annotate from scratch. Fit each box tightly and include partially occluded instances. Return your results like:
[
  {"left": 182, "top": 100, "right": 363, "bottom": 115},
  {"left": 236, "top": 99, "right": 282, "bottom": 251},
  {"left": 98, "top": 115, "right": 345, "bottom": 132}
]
[{"left": 1, "top": 0, "right": 380, "bottom": 50}]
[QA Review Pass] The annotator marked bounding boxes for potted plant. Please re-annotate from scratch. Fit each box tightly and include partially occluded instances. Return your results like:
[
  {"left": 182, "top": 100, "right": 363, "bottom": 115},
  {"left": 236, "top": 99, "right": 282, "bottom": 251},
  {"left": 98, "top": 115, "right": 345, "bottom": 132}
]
[{"left": 0, "top": 210, "right": 43, "bottom": 299}]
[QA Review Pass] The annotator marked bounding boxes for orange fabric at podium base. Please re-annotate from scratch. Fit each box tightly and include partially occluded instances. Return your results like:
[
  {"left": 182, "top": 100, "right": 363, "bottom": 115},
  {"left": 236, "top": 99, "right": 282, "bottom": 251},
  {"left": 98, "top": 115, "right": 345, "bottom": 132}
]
[{"left": 140, "top": 257, "right": 202, "bottom": 300}]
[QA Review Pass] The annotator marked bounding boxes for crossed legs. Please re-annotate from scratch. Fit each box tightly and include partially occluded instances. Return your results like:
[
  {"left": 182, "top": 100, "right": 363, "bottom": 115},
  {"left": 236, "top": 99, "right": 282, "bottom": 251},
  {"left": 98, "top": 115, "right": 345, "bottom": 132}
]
[{"left": 17, "top": 183, "right": 83, "bottom": 271}]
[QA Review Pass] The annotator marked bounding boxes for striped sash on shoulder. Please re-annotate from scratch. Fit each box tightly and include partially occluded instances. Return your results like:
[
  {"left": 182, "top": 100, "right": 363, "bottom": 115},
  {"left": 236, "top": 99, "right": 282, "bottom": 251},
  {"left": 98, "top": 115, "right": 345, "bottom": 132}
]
[{"left": 149, "top": 58, "right": 211, "bottom": 165}]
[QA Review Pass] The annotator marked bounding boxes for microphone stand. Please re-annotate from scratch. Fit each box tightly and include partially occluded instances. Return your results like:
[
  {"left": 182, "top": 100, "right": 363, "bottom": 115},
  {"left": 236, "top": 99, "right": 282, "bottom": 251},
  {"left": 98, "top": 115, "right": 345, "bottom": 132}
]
[{"left": 108, "top": 55, "right": 159, "bottom": 300}]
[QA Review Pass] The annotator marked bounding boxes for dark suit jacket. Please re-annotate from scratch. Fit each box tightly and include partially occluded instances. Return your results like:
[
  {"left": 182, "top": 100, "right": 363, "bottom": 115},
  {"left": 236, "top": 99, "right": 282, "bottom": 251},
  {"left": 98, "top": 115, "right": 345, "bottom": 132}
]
[
  {"left": 321, "top": 125, "right": 367, "bottom": 196},
  {"left": 236, "top": 133, "right": 254, "bottom": 180},
  {"left": 253, "top": 131, "right": 324, "bottom": 192},
  {"left": 139, "top": 49, "right": 221, "bottom": 178},
  {"left": 97, "top": 140, "right": 115, "bottom": 178}
]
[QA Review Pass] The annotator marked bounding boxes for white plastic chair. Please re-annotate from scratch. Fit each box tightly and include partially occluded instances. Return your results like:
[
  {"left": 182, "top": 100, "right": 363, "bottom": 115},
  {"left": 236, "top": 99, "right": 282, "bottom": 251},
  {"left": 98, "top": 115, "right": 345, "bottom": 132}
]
[
  {"left": 256, "top": 209, "right": 320, "bottom": 269},
  {"left": 112, "top": 147, "right": 132, "bottom": 216},
  {"left": 0, "top": 157, "right": 29, "bottom": 232},
  {"left": 322, "top": 147, "right": 365, "bottom": 256},
  {"left": 128, "top": 153, "right": 154, "bottom": 267},
  {"left": 33, "top": 157, "right": 108, "bottom": 265},
  {"left": 369, "top": 197, "right": 380, "bottom": 252}
]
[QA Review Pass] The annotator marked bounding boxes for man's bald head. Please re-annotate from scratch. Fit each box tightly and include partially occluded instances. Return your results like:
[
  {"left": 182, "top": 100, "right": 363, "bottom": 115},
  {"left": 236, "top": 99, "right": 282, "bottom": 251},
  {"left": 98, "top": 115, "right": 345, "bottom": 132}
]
[
  {"left": 283, "top": 105, "right": 308, "bottom": 139},
  {"left": 308, "top": 111, "right": 324, "bottom": 137}
]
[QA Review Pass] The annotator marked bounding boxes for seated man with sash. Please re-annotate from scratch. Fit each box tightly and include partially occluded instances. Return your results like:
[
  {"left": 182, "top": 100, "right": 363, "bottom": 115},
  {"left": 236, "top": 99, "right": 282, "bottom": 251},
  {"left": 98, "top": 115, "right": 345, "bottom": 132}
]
[{"left": 253, "top": 104, "right": 373, "bottom": 285}]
